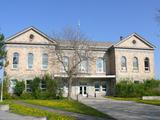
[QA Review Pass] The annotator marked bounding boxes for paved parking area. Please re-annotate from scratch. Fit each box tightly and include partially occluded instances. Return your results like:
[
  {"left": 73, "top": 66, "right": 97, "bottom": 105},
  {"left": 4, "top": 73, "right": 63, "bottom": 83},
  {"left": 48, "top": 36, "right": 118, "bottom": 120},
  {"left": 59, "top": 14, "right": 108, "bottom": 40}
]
[{"left": 80, "top": 97, "right": 160, "bottom": 120}]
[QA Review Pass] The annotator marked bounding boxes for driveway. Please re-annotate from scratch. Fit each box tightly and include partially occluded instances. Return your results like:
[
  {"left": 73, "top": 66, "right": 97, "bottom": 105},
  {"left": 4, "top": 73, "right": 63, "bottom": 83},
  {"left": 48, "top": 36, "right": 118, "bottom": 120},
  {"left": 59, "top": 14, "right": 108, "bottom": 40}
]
[{"left": 80, "top": 97, "right": 160, "bottom": 120}]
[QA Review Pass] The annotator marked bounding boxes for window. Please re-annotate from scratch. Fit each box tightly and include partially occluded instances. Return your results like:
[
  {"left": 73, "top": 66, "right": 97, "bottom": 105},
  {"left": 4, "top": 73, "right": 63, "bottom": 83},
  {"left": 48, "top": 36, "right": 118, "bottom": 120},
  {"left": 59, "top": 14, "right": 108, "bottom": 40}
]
[
  {"left": 96, "top": 58, "right": 106, "bottom": 73},
  {"left": 133, "top": 57, "right": 139, "bottom": 70},
  {"left": 61, "top": 56, "right": 69, "bottom": 72},
  {"left": 121, "top": 56, "right": 127, "bottom": 71},
  {"left": 95, "top": 81, "right": 100, "bottom": 92},
  {"left": 79, "top": 59, "right": 88, "bottom": 73},
  {"left": 102, "top": 82, "right": 107, "bottom": 91},
  {"left": 144, "top": 57, "right": 150, "bottom": 71},
  {"left": 42, "top": 53, "right": 48, "bottom": 69},
  {"left": 28, "top": 53, "right": 33, "bottom": 69},
  {"left": 10, "top": 79, "right": 17, "bottom": 93},
  {"left": 134, "top": 81, "right": 140, "bottom": 84},
  {"left": 26, "top": 80, "right": 32, "bottom": 92},
  {"left": 40, "top": 80, "right": 46, "bottom": 91},
  {"left": 12, "top": 52, "right": 19, "bottom": 68}
]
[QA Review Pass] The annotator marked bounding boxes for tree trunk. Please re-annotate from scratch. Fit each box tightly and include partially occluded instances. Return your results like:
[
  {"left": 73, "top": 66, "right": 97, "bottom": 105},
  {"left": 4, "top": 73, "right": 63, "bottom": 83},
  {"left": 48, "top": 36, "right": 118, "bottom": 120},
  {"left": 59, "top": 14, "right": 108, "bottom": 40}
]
[{"left": 67, "top": 77, "right": 72, "bottom": 100}]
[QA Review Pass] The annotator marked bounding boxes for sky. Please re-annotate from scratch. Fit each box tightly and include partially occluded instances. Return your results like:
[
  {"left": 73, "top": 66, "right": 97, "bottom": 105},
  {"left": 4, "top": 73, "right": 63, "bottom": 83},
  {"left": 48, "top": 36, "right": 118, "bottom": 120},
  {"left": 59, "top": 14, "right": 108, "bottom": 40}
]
[{"left": 0, "top": 0, "right": 160, "bottom": 79}]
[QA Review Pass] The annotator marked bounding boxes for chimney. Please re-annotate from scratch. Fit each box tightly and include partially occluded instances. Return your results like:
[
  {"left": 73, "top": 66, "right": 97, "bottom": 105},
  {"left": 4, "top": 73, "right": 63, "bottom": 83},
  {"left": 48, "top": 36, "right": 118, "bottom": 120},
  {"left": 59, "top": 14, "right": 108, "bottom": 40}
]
[{"left": 120, "top": 36, "right": 123, "bottom": 40}]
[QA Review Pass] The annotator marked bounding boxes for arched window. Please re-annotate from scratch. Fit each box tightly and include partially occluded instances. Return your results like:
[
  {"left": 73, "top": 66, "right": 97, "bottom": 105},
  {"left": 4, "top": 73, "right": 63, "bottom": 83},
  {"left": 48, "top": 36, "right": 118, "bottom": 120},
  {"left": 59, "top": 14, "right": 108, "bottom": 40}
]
[
  {"left": 28, "top": 53, "right": 33, "bottom": 69},
  {"left": 96, "top": 58, "right": 106, "bottom": 73},
  {"left": 79, "top": 58, "right": 88, "bottom": 73},
  {"left": 133, "top": 57, "right": 138, "bottom": 70},
  {"left": 42, "top": 53, "right": 48, "bottom": 69},
  {"left": 61, "top": 56, "right": 69, "bottom": 72},
  {"left": 121, "top": 56, "right": 127, "bottom": 71},
  {"left": 12, "top": 52, "right": 19, "bottom": 68},
  {"left": 144, "top": 57, "right": 150, "bottom": 71}
]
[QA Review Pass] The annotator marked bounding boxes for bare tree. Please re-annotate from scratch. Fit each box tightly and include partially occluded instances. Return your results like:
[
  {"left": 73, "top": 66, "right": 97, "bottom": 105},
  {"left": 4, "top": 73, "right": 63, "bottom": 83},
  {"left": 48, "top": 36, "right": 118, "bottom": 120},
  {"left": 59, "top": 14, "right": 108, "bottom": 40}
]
[{"left": 50, "top": 27, "right": 93, "bottom": 100}]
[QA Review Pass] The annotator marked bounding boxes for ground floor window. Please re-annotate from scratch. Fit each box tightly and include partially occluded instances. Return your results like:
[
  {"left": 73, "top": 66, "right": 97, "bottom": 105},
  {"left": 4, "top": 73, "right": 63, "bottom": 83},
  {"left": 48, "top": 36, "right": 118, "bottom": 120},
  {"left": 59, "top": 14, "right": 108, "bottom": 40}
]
[
  {"left": 40, "top": 80, "right": 46, "bottom": 91},
  {"left": 10, "top": 79, "right": 17, "bottom": 93},
  {"left": 95, "top": 81, "right": 100, "bottom": 92},
  {"left": 102, "top": 81, "right": 107, "bottom": 91},
  {"left": 134, "top": 81, "right": 140, "bottom": 84},
  {"left": 26, "top": 80, "right": 32, "bottom": 92}
]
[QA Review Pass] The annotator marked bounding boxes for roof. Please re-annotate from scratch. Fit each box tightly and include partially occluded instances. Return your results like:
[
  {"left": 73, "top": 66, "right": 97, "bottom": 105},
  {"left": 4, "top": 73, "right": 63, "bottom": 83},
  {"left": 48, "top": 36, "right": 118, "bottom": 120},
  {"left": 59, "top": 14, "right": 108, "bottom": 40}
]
[{"left": 55, "top": 40, "right": 113, "bottom": 48}]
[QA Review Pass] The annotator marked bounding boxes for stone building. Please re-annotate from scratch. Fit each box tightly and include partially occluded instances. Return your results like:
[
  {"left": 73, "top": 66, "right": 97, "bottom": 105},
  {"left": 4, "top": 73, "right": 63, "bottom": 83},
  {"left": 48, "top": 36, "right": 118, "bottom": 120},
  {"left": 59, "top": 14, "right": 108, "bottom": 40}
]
[{"left": 4, "top": 27, "right": 155, "bottom": 97}]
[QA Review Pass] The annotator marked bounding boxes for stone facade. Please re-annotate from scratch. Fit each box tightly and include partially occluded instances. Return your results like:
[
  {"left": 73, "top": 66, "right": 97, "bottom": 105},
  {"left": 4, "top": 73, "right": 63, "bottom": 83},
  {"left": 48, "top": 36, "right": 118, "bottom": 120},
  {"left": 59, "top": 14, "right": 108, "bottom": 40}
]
[{"left": 4, "top": 27, "right": 155, "bottom": 97}]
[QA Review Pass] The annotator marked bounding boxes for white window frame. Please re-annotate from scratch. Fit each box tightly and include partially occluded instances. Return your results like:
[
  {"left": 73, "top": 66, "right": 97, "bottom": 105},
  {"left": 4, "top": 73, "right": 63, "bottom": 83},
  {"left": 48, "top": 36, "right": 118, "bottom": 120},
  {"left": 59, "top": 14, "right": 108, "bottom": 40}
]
[
  {"left": 79, "top": 59, "right": 88, "bottom": 73},
  {"left": 26, "top": 80, "right": 32, "bottom": 92},
  {"left": 133, "top": 57, "right": 139, "bottom": 71},
  {"left": 95, "top": 81, "right": 100, "bottom": 92},
  {"left": 60, "top": 56, "right": 69, "bottom": 73},
  {"left": 102, "top": 81, "right": 107, "bottom": 91},
  {"left": 12, "top": 52, "right": 19, "bottom": 69},
  {"left": 144, "top": 57, "right": 150, "bottom": 72},
  {"left": 27, "top": 53, "right": 34, "bottom": 69},
  {"left": 9, "top": 79, "right": 17, "bottom": 93},
  {"left": 121, "top": 56, "right": 127, "bottom": 71},
  {"left": 41, "top": 53, "right": 48, "bottom": 70},
  {"left": 40, "top": 80, "right": 46, "bottom": 91},
  {"left": 96, "top": 58, "right": 106, "bottom": 73}
]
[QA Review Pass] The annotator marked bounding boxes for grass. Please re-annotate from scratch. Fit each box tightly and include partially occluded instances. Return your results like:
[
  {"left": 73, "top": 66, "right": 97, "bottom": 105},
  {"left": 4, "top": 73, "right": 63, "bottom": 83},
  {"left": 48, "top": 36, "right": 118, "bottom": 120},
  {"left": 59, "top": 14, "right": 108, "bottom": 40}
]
[
  {"left": 24, "top": 99, "right": 111, "bottom": 119},
  {"left": 0, "top": 100, "right": 76, "bottom": 120},
  {"left": 106, "top": 96, "right": 160, "bottom": 106}
]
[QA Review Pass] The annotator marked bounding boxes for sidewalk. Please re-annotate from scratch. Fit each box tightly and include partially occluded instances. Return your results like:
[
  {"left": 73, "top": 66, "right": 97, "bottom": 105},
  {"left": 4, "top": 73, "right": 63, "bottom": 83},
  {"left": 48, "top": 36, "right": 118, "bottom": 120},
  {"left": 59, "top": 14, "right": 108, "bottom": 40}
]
[{"left": 0, "top": 111, "right": 46, "bottom": 120}]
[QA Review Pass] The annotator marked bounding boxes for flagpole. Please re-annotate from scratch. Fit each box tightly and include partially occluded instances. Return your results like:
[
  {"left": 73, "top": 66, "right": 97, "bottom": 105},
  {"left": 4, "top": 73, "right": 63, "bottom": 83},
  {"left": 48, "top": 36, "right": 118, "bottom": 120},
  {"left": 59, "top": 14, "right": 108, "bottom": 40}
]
[{"left": 0, "top": 66, "right": 4, "bottom": 102}]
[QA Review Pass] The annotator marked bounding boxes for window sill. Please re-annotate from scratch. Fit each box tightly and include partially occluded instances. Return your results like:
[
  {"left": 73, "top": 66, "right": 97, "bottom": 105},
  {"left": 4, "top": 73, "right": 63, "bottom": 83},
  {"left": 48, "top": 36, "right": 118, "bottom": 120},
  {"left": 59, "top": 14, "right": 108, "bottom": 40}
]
[
  {"left": 145, "top": 70, "right": 150, "bottom": 73},
  {"left": 120, "top": 70, "right": 127, "bottom": 72},
  {"left": 26, "top": 69, "right": 33, "bottom": 71},
  {"left": 96, "top": 72, "right": 106, "bottom": 74},
  {"left": 11, "top": 68, "right": 19, "bottom": 71},
  {"left": 41, "top": 69, "right": 48, "bottom": 71},
  {"left": 95, "top": 91, "right": 100, "bottom": 94},
  {"left": 132, "top": 70, "right": 139, "bottom": 73}
]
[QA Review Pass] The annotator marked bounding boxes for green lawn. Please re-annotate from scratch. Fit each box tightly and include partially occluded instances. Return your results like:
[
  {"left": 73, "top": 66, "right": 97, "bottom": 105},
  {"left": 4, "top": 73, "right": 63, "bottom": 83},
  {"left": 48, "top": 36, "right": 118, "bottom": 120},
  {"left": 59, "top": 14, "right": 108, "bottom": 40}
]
[
  {"left": 0, "top": 101, "right": 75, "bottom": 120},
  {"left": 24, "top": 99, "right": 112, "bottom": 119},
  {"left": 1, "top": 99, "right": 114, "bottom": 119},
  {"left": 106, "top": 96, "right": 160, "bottom": 106}
]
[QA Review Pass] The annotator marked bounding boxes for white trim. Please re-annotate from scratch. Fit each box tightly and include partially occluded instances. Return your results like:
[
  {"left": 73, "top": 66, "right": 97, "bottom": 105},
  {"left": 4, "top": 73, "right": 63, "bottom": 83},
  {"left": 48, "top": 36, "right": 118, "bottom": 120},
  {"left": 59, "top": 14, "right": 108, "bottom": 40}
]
[
  {"left": 12, "top": 52, "right": 19, "bottom": 69},
  {"left": 27, "top": 53, "right": 34, "bottom": 70},
  {"left": 54, "top": 74, "right": 116, "bottom": 78},
  {"left": 41, "top": 53, "right": 48, "bottom": 70}
]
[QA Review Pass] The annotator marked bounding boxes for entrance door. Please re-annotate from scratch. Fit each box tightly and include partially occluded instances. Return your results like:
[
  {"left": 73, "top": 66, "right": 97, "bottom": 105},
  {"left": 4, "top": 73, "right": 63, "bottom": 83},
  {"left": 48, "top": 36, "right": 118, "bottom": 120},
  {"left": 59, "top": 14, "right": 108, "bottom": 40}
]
[{"left": 79, "top": 86, "right": 87, "bottom": 96}]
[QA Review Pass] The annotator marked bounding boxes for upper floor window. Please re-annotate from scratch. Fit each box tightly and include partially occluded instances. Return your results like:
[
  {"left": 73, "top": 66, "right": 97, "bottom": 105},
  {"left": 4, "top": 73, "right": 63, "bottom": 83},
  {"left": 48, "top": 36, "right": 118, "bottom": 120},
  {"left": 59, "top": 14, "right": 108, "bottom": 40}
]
[
  {"left": 96, "top": 58, "right": 106, "bottom": 73},
  {"left": 61, "top": 56, "right": 69, "bottom": 72},
  {"left": 28, "top": 53, "right": 33, "bottom": 69},
  {"left": 133, "top": 57, "right": 139, "bottom": 70},
  {"left": 121, "top": 56, "right": 127, "bottom": 71},
  {"left": 12, "top": 52, "right": 19, "bottom": 69},
  {"left": 79, "top": 58, "right": 88, "bottom": 73},
  {"left": 144, "top": 57, "right": 150, "bottom": 71},
  {"left": 42, "top": 53, "right": 48, "bottom": 69}
]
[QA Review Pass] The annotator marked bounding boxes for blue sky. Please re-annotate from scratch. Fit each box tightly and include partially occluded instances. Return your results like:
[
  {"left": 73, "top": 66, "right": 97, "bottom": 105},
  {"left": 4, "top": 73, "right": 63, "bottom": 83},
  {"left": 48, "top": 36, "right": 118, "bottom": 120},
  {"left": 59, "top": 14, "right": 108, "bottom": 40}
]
[{"left": 0, "top": 0, "right": 160, "bottom": 79}]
